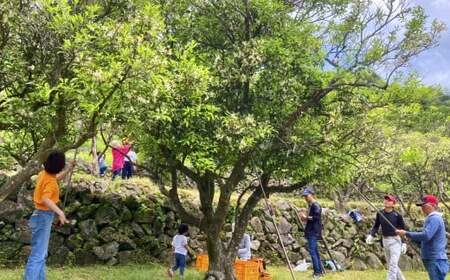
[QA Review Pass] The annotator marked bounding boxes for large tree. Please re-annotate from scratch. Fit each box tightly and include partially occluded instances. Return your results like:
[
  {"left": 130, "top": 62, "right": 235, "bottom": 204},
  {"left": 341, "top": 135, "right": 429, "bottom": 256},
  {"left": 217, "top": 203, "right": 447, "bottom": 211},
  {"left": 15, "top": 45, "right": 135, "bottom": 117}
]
[
  {"left": 0, "top": 0, "right": 165, "bottom": 200},
  {"left": 125, "top": 0, "right": 444, "bottom": 278}
]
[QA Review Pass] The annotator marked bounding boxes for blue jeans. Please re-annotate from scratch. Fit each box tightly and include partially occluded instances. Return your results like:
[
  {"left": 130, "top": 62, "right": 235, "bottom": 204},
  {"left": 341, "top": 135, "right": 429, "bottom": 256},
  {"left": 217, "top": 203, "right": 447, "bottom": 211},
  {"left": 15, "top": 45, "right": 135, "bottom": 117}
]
[
  {"left": 112, "top": 169, "right": 122, "bottom": 181},
  {"left": 172, "top": 253, "right": 186, "bottom": 276},
  {"left": 122, "top": 161, "right": 133, "bottom": 179},
  {"left": 307, "top": 235, "right": 323, "bottom": 275},
  {"left": 99, "top": 165, "right": 107, "bottom": 177},
  {"left": 423, "top": 259, "right": 449, "bottom": 280},
  {"left": 24, "top": 210, "right": 54, "bottom": 280}
]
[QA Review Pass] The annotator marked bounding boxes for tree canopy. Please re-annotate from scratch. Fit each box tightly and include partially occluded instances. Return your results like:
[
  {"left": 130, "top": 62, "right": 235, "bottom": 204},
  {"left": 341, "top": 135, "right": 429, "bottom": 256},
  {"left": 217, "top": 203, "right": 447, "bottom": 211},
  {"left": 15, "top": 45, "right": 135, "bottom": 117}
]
[{"left": 0, "top": 0, "right": 448, "bottom": 279}]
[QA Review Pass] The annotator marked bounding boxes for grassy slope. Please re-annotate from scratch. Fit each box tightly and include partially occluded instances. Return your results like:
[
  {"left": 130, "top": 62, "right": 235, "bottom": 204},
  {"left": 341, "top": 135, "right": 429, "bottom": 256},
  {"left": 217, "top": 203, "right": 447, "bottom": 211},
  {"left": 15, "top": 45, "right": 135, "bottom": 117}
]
[{"left": 0, "top": 265, "right": 434, "bottom": 280}]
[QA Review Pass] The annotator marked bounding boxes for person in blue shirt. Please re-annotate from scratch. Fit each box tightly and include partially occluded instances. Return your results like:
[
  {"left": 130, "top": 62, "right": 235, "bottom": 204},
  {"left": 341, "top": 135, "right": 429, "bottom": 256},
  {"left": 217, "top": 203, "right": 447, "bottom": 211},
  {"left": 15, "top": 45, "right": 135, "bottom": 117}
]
[
  {"left": 396, "top": 195, "right": 448, "bottom": 280},
  {"left": 298, "top": 188, "right": 323, "bottom": 278}
]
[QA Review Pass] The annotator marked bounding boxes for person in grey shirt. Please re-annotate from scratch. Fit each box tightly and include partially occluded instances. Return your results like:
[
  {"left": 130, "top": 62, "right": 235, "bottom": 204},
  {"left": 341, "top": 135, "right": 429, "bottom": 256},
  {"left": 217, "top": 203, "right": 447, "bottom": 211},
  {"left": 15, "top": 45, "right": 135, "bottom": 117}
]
[
  {"left": 232, "top": 223, "right": 252, "bottom": 260},
  {"left": 238, "top": 233, "right": 251, "bottom": 260}
]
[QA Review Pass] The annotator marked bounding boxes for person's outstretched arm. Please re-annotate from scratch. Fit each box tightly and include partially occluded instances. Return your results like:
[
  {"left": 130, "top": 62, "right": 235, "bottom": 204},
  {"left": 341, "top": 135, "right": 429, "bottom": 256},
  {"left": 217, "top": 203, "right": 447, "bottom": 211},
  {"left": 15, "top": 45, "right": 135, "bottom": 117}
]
[
  {"left": 56, "top": 161, "right": 76, "bottom": 181},
  {"left": 406, "top": 217, "right": 439, "bottom": 242},
  {"left": 42, "top": 198, "right": 67, "bottom": 225}
]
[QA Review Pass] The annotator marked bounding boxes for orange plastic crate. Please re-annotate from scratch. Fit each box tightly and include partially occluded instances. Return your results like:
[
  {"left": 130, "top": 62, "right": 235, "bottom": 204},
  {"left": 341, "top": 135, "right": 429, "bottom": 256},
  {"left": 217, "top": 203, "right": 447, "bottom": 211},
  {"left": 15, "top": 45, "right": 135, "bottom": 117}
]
[
  {"left": 195, "top": 254, "right": 209, "bottom": 272},
  {"left": 250, "top": 258, "right": 265, "bottom": 273},
  {"left": 234, "top": 260, "right": 260, "bottom": 280},
  {"left": 250, "top": 258, "right": 272, "bottom": 280}
]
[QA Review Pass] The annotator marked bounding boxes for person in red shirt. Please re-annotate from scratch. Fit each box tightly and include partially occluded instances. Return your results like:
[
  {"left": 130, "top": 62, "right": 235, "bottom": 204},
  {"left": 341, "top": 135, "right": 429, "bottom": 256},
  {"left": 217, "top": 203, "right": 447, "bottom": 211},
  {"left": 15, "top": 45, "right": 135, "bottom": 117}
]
[{"left": 111, "top": 138, "right": 131, "bottom": 181}]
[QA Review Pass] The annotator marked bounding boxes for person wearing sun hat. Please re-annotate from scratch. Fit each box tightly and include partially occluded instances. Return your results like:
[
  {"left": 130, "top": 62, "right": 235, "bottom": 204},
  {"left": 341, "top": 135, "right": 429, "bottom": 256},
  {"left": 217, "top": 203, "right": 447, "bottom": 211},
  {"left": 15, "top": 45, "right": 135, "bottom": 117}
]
[
  {"left": 396, "top": 195, "right": 448, "bottom": 280},
  {"left": 366, "top": 195, "right": 407, "bottom": 280}
]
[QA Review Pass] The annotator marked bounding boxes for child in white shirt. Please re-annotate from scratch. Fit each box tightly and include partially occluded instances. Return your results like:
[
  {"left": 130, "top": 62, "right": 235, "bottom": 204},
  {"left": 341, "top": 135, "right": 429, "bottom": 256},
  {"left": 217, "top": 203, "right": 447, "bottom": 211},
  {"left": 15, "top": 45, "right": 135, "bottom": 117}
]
[{"left": 168, "top": 224, "right": 189, "bottom": 278}]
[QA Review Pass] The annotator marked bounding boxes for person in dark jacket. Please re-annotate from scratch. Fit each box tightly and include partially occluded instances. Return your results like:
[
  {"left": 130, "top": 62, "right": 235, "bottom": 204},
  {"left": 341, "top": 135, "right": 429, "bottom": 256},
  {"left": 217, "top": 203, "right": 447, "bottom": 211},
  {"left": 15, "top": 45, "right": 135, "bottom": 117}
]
[
  {"left": 366, "top": 195, "right": 407, "bottom": 280},
  {"left": 298, "top": 188, "right": 323, "bottom": 278},
  {"left": 396, "top": 195, "right": 448, "bottom": 280}
]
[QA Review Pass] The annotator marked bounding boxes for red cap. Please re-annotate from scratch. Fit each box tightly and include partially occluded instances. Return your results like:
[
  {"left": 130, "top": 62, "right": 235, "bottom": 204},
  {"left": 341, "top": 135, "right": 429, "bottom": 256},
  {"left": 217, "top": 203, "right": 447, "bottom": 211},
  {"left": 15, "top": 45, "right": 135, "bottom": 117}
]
[
  {"left": 416, "top": 195, "right": 438, "bottom": 207},
  {"left": 384, "top": 195, "right": 397, "bottom": 203}
]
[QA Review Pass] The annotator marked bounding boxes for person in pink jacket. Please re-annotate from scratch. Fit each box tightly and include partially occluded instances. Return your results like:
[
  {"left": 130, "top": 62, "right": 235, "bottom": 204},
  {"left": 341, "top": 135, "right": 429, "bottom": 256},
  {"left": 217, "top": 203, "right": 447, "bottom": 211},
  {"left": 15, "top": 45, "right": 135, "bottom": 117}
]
[{"left": 111, "top": 138, "right": 131, "bottom": 181}]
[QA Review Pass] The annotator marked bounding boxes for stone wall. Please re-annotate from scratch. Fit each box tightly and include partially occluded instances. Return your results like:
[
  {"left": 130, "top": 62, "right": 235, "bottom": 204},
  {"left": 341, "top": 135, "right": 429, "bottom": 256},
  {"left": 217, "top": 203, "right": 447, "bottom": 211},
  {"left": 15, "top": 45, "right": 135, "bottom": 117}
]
[{"left": 0, "top": 179, "right": 425, "bottom": 270}]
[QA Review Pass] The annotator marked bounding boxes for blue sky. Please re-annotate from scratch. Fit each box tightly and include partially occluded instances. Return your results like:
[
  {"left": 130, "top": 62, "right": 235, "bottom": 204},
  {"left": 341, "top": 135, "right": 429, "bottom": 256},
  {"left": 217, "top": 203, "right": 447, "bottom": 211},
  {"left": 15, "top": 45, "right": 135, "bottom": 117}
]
[{"left": 410, "top": 0, "right": 450, "bottom": 90}]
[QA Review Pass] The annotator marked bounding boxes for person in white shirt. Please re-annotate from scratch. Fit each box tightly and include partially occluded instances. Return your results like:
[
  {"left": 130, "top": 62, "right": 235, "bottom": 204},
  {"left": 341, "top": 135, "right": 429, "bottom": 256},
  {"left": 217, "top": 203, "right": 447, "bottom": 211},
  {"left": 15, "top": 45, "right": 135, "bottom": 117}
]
[
  {"left": 122, "top": 148, "right": 137, "bottom": 179},
  {"left": 238, "top": 233, "right": 252, "bottom": 260},
  {"left": 168, "top": 224, "right": 189, "bottom": 278},
  {"left": 232, "top": 223, "right": 252, "bottom": 260}
]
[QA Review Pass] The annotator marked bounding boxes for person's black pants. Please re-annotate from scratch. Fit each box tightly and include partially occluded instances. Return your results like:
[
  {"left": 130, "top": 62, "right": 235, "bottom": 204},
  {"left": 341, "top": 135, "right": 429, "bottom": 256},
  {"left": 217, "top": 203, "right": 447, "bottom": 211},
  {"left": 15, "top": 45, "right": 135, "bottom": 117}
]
[{"left": 122, "top": 161, "right": 133, "bottom": 179}]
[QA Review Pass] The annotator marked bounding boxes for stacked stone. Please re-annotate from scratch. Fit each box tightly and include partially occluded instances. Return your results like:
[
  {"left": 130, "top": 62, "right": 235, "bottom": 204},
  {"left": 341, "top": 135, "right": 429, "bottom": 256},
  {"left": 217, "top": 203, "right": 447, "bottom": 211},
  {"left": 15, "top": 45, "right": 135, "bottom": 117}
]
[{"left": 0, "top": 179, "right": 430, "bottom": 270}]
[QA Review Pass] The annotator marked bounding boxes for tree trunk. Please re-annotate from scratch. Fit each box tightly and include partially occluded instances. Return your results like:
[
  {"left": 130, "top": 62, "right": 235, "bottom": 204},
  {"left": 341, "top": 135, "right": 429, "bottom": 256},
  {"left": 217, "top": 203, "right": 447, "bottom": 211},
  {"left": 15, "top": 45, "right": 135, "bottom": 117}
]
[
  {"left": 0, "top": 136, "right": 55, "bottom": 202},
  {"left": 332, "top": 189, "right": 347, "bottom": 213},
  {"left": 204, "top": 228, "right": 237, "bottom": 280},
  {"left": 91, "top": 135, "right": 99, "bottom": 175},
  {"left": 0, "top": 159, "right": 41, "bottom": 201}
]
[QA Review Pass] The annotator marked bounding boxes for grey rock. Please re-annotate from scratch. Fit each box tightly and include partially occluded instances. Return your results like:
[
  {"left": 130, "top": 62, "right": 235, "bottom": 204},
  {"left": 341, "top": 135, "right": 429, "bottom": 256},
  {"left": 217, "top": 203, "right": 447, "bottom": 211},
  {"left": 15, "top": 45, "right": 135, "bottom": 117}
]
[
  {"left": 250, "top": 217, "right": 264, "bottom": 234},
  {"left": 95, "top": 205, "right": 119, "bottom": 226},
  {"left": 281, "top": 234, "right": 295, "bottom": 246},
  {"left": 17, "top": 188, "right": 34, "bottom": 213},
  {"left": 131, "top": 222, "right": 145, "bottom": 237},
  {"left": 0, "top": 200, "right": 23, "bottom": 223},
  {"left": 15, "top": 219, "right": 31, "bottom": 244},
  {"left": 351, "top": 258, "right": 368, "bottom": 271},
  {"left": 118, "top": 237, "right": 137, "bottom": 250},
  {"left": 329, "top": 250, "right": 346, "bottom": 267},
  {"left": 106, "top": 257, "right": 118, "bottom": 266},
  {"left": 278, "top": 217, "right": 292, "bottom": 234},
  {"left": 74, "top": 250, "right": 98, "bottom": 265},
  {"left": 76, "top": 204, "right": 99, "bottom": 220},
  {"left": 332, "top": 239, "right": 353, "bottom": 249},
  {"left": 133, "top": 207, "right": 154, "bottom": 224},
  {"left": 48, "top": 235, "right": 65, "bottom": 255},
  {"left": 264, "top": 221, "right": 276, "bottom": 233},
  {"left": 118, "top": 251, "right": 132, "bottom": 264},
  {"left": 251, "top": 240, "right": 261, "bottom": 251},
  {"left": 287, "top": 252, "right": 302, "bottom": 264},
  {"left": 93, "top": 241, "right": 119, "bottom": 261},
  {"left": 48, "top": 246, "right": 70, "bottom": 266},
  {"left": 398, "top": 254, "right": 413, "bottom": 271},
  {"left": 366, "top": 252, "right": 383, "bottom": 269},
  {"left": 189, "top": 227, "right": 200, "bottom": 239},
  {"left": 120, "top": 207, "right": 133, "bottom": 222},
  {"left": 67, "top": 234, "right": 84, "bottom": 250},
  {"left": 276, "top": 200, "right": 291, "bottom": 211},
  {"left": 99, "top": 227, "right": 118, "bottom": 242},
  {"left": 79, "top": 219, "right": 98, "bottom": 239}
]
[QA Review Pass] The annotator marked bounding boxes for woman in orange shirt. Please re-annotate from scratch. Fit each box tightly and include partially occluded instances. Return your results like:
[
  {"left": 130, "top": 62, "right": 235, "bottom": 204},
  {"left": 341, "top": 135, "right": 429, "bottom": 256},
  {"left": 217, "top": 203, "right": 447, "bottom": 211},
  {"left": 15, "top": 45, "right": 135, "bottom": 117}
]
[{"left": 24, "top": 151, "right": 75, "bottom": 280}]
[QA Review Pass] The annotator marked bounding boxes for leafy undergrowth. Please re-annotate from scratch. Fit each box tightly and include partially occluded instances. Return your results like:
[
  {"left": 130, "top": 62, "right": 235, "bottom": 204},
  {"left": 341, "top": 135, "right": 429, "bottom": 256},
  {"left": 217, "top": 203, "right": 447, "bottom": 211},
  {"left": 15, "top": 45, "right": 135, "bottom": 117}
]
[{"left": 0, "top": 265, "right": 432, "bottom": 280}]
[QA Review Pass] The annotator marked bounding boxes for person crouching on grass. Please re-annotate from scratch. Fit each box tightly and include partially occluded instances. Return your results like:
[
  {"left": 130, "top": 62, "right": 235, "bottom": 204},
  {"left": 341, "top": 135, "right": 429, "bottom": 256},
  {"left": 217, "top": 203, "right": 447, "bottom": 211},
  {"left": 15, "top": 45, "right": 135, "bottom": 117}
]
[
  {"left": 366, "top": 195, "right": 407, "bottom": 280},
  {"left": 396, "top": 195, "right": 448, "bottom": 280},
  {"left": 168, "top": 224, "right": 189, "bottom": 278},
  {"left": 24, "top": 151, "right": 75, "bottom": 280}
]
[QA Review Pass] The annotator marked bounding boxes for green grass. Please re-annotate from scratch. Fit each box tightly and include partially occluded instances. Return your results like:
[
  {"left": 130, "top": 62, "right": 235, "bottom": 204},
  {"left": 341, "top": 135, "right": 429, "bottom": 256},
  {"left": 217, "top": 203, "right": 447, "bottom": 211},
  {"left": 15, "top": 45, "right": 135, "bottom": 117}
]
[{"left": 0, "top": 265, "right": 436, "bottom": 280}]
